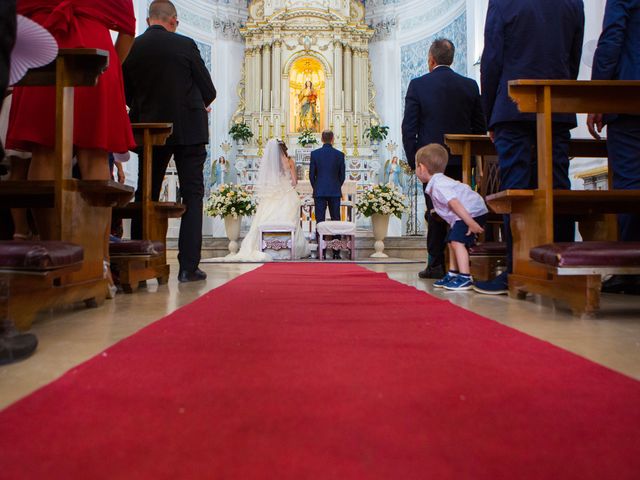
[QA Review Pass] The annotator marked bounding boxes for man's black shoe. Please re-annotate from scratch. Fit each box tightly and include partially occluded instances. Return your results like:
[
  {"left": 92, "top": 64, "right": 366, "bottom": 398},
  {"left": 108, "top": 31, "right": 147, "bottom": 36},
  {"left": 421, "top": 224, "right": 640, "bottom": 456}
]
[
  {"left": 178, "top": 268, "right": 207, "bottom": 283},
  {"left": 602, "top": 275, "right": 640, "bottom": 294},
  {"left": 418, "top": 264, "right": 445, "bottom": 279},
  {"left": 0, "top": 332, "right": 38, "bottom": 365}
]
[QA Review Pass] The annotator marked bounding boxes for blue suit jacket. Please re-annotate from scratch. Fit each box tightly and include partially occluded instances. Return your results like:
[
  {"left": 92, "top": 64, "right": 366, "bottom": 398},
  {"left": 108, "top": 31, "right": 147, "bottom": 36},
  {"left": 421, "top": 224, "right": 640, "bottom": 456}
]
[
  {"left": 592, "top": 0, "right": 640, "bottom": 81},
  {"left": 309, "top": 144, "right": 345, "bottom": 198},
  {"left": 481, "top": 0, "right": 585, "bottom": 129},
  {"left": 401, "top": 66, "right": 486, "bottom": 170}
]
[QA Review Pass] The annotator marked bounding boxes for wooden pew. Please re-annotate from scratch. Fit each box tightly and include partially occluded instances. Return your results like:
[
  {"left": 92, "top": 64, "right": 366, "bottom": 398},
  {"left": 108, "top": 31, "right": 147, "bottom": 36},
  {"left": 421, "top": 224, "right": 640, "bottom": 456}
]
[
  {"left": 0, "top": 49, "right": 134, "bottom": 328},
  {"left": 484, "top": 80, "right": 640, "bottom": 315},
  {"left": 444, "top": 134, "right": 608, "bottom": 188},
  {"left": 112, "top": 123, "right": 185, "bottom": 290},
  {"left": 444, "top": 134, "right": 610, "bottom": 280}
]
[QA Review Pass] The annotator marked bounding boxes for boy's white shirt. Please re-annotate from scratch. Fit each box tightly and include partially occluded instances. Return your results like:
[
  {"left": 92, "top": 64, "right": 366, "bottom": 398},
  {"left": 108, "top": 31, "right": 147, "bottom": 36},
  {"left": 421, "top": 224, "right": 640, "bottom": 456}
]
[{"left": 424, "top": 173, "right": 488, "bottom": 226}]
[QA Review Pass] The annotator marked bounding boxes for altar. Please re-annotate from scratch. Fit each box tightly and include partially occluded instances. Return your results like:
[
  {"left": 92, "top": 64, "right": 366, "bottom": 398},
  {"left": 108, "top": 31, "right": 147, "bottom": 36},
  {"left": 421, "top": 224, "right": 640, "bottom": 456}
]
[{"left": 208, "top": 0, "right": 423, "bottom": 238}]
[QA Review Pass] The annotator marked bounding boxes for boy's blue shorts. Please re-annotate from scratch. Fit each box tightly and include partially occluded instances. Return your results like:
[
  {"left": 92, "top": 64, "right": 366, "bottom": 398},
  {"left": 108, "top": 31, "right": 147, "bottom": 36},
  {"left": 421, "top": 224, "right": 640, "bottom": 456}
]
[{"left": 446, "top": 214, "right": 488, "bottom": 248}]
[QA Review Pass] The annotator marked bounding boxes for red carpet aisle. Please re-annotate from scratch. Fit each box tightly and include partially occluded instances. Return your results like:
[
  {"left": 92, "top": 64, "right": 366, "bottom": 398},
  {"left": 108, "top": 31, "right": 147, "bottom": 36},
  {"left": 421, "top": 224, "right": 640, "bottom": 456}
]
[{"left": 1, "top": 264, "right": 640, "bottom": 479}]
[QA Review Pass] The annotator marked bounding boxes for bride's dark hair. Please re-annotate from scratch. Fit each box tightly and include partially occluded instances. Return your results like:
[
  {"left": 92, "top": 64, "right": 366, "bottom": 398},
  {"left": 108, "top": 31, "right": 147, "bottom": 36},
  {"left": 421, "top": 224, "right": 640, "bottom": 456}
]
[{"left": 277, "top": 140, "right": 289, "bottom": 157}]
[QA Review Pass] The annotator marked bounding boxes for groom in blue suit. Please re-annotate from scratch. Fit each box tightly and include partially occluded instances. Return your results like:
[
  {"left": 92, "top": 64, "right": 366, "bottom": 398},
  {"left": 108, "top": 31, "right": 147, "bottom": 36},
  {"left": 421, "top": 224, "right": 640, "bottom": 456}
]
[{"left": 310, "top": 130, "right": 346, "bottom": 258}]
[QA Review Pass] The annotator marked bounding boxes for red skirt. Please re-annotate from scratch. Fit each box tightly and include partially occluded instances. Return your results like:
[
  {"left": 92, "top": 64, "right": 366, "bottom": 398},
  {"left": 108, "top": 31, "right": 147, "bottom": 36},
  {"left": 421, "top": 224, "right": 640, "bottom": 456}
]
[{"left": 7, "top": 14, "right": 135, "bottom": 153}]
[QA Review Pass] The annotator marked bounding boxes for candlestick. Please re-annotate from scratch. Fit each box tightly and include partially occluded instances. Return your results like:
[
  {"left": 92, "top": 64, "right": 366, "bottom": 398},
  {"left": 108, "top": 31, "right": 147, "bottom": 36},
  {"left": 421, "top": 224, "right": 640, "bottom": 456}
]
[
  {"left": 341, "top": 121, "right": 347, "bottom": 154},
  {"left": 280, "top": 120, "right": 286, "bottom": 140},
  {"left": 352, "top": 123, "right": 359, "bottom": 157},
  {"left": 257, "top": 122, "right": 264, "bottom": 157},
  {"left": 269, "top": 119, "right": 274, "bottom": 139}
]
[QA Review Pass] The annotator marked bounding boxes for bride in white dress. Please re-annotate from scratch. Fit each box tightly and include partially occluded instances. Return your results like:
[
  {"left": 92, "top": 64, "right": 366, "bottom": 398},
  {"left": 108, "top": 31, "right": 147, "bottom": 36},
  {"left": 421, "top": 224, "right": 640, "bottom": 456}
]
[{"left": 224, "top": 139, "right": 310, "bottom": 261}]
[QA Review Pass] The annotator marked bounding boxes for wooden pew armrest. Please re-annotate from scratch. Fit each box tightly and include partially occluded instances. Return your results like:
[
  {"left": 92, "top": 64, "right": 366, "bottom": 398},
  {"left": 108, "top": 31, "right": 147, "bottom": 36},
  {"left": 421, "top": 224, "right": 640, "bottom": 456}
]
[
  {"left": 0, "top": 180, "right": 134, "bottom": 208},
  {"left": 485, "top": 190, "right": 535, "bottom": 214},
  {"left": 113, "top": 201, "right": 186, "bottom": 220}
]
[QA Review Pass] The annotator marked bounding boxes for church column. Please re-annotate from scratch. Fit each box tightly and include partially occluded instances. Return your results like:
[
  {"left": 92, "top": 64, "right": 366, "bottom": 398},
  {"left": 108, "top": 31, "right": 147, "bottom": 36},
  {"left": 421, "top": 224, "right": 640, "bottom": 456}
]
[
  {"left": 343, "top": 45, "right": 352, "bottom": 112},
  {"left": 272, "top": 40, "right": 281, "bottom": 111},
  {"left": 255, "top": 46, "right": 262, "bottom": 113},
  {"left": 334, "top": 41, "right": 343, "bottom": 111},
  {"left": 247, "top": 48, "right": 256, "bottom": 114},
  {"left": 361, "top": 48, "right": 369, "bottom": 120},
  {"left": 262, "top": 43, "right": 271, "bottom": 111},
  {"left": 352, "top": 48, "right": 361, "bottom": 119}
]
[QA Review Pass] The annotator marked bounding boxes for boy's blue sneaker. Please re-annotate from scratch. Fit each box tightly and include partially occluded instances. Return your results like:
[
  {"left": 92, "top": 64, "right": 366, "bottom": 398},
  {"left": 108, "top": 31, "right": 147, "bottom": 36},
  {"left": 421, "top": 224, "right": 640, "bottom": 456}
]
[
  {"left": 443, "top": 275, "right": 473, "bottom": 291},
  {"left": 434, "top": 272, "right": 458, "bottom": 288}
]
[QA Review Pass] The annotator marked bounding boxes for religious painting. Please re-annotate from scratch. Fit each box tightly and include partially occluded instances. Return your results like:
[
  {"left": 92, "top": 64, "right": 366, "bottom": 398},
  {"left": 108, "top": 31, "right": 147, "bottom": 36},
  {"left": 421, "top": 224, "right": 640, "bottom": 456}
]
[{"left": 289, "top": 57, "right": 325, "bottom": 133}]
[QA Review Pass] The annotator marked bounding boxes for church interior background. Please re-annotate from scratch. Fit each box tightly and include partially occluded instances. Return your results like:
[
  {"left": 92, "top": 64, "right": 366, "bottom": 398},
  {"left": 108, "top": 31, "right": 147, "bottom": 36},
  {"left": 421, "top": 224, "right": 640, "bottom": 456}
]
[{"left": 125, "top": 0, "right": 609, "bottom": 240}]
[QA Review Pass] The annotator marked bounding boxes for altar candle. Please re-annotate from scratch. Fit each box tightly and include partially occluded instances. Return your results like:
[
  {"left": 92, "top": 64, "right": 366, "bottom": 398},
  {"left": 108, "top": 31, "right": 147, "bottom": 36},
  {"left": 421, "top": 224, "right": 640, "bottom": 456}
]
[
  {"left": 270, "top": 92, "right": 274, "bottom": 123},
  {"left": 259, "top": 89, "right": 263, "bottom": 117}
]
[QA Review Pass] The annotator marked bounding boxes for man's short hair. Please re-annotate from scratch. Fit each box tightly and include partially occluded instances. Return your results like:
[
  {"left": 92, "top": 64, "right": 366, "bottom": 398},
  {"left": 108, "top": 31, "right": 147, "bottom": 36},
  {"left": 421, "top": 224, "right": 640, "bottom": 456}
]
[
  {"left": 416, "top": 144, "right": 449, "bottom": 174},
  {"left": 148, "top": 0, "right": 177, "bottom": 21},
  {"left": 428, "top": 38, "right": 455, "bottom": 66},
  {"left": 321, "top": 130, "right": 334, "bottom": 144}
]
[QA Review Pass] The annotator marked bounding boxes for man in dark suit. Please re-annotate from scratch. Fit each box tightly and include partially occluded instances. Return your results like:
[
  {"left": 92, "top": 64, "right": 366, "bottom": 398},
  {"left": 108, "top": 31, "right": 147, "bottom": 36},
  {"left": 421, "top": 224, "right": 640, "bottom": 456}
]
[
  {"left": 309, "top": 130, "right": 345, "bottom": 259},
  {"left": 475, "top": 0, "right": 584, "bottom": 295},
  {"left": 123, "top": 0, "right": 216, "bottom": 283},
  {"left": 402, "top": 38, "right": 486, "bottom": 279},
  {"left": 588, "top": 0, "right": 640, "bottom": 293}
]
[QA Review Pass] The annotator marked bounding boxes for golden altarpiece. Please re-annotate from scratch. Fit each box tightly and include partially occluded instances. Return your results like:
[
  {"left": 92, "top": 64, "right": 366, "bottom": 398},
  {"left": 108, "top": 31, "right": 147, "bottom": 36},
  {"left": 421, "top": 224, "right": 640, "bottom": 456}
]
[{"left": 232, "top": 0, "right": 384, "bottom": 194}]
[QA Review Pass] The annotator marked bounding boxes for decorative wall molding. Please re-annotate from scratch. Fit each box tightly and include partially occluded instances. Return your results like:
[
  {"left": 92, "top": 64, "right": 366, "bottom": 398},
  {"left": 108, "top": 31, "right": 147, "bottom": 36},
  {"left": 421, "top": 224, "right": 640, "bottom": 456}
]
[{"left": 369, "top": 17, "right": 398, "bottom": 41}]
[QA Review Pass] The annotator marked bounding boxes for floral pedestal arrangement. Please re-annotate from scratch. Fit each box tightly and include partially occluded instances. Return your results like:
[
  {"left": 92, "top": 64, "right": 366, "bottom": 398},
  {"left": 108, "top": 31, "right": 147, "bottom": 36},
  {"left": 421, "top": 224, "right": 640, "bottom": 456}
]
[
  {"left": 223, "top": 216, "right": 242, "bottom": 254},
  {"left": 205, "top": 184, "right": 257, "bottom": 255},
  {"left": 356, "top": 183, "right": 408, "bottom": 259},
  {"left": 371, "top": 213, "right": 390, "bottom": 258}
]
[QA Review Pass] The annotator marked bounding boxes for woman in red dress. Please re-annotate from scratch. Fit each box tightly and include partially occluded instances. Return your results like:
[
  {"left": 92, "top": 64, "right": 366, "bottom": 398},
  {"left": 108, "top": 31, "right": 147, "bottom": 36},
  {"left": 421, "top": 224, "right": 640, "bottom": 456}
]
[{"left": 6, "top": 0, "right": 136, "bottom": 180}]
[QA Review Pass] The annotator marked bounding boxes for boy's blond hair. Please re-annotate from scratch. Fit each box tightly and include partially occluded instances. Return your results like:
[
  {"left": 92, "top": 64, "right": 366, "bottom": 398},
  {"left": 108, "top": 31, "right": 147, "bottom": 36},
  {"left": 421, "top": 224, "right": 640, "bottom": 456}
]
[{"left": 416, "top": 144, "right": 449, "bottom": 175}]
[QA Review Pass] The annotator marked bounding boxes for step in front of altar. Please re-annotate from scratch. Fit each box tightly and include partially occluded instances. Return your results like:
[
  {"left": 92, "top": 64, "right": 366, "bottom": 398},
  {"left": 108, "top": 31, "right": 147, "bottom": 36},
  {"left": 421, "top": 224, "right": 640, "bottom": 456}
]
[{"left": 166, "top": 236, "right": 427, "bottom": 261}]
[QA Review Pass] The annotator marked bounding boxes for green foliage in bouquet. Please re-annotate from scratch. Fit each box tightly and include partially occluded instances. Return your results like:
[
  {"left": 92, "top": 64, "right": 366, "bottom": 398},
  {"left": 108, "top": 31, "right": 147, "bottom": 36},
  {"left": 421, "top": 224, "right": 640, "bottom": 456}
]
[
  {"left": 298, "top": 129, "right": 319, "bottom": 148},
  {"left": 228, "top": 122, "right": 253, "bottom": 142},
  {"left": 356, "top": 183, "right": 408, "bottom": 219},
  {"left": 363, "top": 125, "right": 389, "bottom": 143},
  {"left": 205, "top": 184, "right": 257, "bottom": 219}
]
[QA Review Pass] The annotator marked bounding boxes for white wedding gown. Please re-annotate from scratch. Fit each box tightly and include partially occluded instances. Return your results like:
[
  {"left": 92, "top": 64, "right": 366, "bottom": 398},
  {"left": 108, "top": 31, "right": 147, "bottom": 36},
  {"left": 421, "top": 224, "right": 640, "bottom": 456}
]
[{"left": 223, "top": 140, "right": 310, "bottom": 262}]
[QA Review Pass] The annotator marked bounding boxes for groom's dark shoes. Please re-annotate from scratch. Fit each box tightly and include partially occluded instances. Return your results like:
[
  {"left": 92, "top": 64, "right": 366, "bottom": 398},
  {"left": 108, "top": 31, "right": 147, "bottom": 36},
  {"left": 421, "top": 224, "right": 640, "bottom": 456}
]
[{"left": 178, "top": 268, "right": 207, "bottom": 283}]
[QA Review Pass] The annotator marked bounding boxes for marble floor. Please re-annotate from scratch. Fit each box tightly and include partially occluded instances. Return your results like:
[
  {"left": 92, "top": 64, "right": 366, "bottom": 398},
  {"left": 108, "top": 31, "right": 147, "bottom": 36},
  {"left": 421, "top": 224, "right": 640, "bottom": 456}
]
[{"left": 1, "top": 260, "right": 639, "bottom": 409}]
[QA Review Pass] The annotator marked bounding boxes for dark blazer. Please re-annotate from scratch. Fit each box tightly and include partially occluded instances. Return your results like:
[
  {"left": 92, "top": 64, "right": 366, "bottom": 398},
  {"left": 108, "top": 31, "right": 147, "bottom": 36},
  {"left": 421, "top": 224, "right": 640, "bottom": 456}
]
[
  {"left": 481, "top": 0, "right": 584, "bottom": 129},
  {"left": 401, "top": 66, "right": 486, "bottom": 170},
  {"left": 0, "top": 0, "right": 16, "bottom": 158},
  {"left": 123, "top": 25, "right": 216, "bottom": 146},
  {"left": 309, "top": 144, "right": 346, "bottom": 198},
  {"left": 0, "top": 0, "right": 16, "bottom": 96},
  {"left": 592, "top": 0, "right": 640, "bottom": 81}
]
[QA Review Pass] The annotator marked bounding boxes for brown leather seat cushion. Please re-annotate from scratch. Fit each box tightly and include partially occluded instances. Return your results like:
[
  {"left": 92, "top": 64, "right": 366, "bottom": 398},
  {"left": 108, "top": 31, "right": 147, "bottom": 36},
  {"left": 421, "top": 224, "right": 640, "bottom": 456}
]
[
  {"left": 109, "top": 240, "right": 164, "bottom": 256},
  {"left": 530, "top": 242, "right": 640, "bottom": 267},
  {"left": 0, "top": 241, "right": 84, "bottom": 270},
  {"left": 469, "top": 242, "right": 507, "bottom": 256}
]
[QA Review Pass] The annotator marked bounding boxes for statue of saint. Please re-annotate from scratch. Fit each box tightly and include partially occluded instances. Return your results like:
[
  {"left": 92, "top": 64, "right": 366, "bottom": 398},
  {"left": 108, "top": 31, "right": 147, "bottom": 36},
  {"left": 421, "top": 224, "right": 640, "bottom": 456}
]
[
  {"left": 297, "top": 80, "right": 320, "bottom": 132},
  {"left": 384, "top": 156, "right": 404, "bottom": 189},
  {"left": 212, "top": 156, "right": 229, "bottom": 186}
]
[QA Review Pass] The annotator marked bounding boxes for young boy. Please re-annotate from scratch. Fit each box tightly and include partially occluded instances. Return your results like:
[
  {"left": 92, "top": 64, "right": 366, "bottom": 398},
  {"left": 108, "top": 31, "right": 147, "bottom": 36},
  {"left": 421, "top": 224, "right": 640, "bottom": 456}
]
[{"left": 415, "top": 144, "right": 488, "bottom": 291}]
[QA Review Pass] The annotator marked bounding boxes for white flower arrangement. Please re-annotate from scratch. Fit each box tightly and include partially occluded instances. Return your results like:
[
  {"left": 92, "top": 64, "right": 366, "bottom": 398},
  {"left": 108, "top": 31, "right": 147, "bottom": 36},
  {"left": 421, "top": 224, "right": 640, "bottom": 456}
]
[
  {"left": 205, "top": 183, "right": 257, "bottom": 218},
  {"left": 356, "top": 183, "right": 408, "bottom": 219}
]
